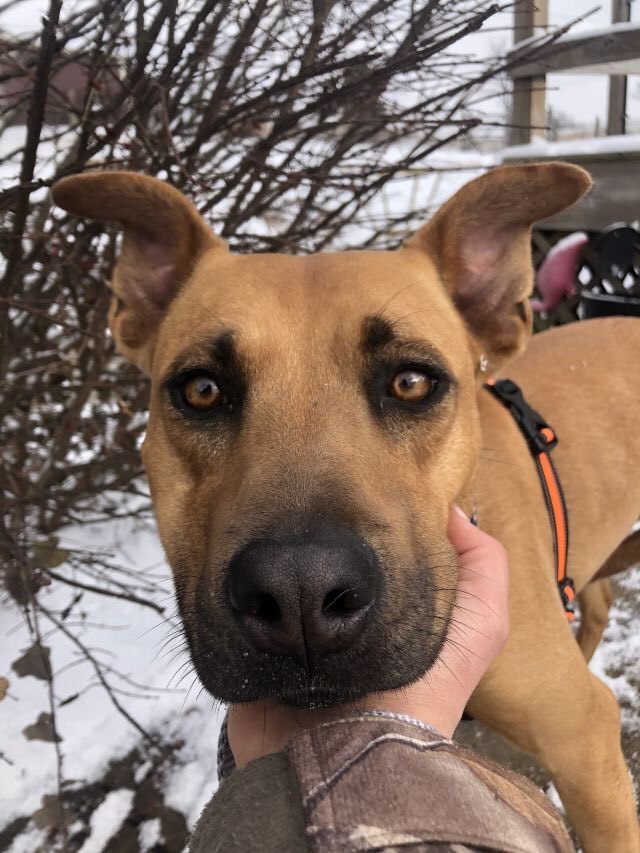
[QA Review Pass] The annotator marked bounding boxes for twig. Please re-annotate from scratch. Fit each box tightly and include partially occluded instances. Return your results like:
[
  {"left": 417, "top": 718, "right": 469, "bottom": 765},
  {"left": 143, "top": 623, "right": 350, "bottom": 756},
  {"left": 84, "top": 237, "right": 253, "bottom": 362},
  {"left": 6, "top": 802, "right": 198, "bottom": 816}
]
[
  {"left": 43, "top": 568, "right": 167, "bottom": 615},
  {"left": 40, "top": 604, "right": 159, "bottom": 746},
  {"left": 0, "top": 0, "right": 62, "bottom": 374}
]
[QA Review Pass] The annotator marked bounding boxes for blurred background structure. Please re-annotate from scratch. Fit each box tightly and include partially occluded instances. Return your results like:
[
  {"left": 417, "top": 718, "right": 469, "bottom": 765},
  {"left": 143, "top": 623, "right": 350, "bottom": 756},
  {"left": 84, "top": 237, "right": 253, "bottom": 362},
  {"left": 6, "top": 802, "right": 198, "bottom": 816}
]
[{"left": 1, "top": 2, "right": 639, "bottom": 851}]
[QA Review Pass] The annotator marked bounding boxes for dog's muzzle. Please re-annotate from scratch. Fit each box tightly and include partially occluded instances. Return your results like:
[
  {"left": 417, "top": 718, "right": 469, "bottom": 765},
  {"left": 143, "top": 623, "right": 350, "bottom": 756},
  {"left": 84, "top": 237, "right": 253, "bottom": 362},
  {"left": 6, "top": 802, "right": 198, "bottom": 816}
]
[{"left": 226, "top": 531, "right": 379, "bottom": 672}]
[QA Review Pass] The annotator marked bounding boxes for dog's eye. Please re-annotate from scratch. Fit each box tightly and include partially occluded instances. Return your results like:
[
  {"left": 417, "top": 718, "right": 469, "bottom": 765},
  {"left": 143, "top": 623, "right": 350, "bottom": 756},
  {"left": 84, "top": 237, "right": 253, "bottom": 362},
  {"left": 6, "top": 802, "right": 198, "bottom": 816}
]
[
  {"left": 181, "top": 375, "right": 223, "bottom": 410},
  {"left": 389, "top": 369, "right": 435, "bottom": 403}
]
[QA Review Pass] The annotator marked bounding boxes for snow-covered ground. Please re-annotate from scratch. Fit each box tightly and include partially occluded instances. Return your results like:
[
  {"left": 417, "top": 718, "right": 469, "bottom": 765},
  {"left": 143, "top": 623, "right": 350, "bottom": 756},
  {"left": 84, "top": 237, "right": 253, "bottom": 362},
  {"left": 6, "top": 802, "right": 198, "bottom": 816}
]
[
  {"left": 0, "top": 513, "right": 222, "bottom": 851},
  {"left": 591, "top": 565, "right": 640, "bottom": 737}
]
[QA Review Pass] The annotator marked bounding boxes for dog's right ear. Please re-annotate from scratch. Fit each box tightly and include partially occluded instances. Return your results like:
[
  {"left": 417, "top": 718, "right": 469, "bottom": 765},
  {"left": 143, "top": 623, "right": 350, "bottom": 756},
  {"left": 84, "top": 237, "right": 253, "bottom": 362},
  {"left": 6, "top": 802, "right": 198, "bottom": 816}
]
[
  {"left": 405, "top": 162, "right": 591, "bottom": 372},
  {"left": 52, "top": 171, "right": 225, "bottom": 373}
]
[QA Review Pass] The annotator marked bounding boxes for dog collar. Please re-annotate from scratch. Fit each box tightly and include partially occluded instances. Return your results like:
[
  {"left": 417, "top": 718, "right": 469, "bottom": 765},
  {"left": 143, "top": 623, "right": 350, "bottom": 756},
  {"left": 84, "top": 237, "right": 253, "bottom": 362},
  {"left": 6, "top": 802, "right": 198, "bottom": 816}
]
[{"left": 484, "top": 378, "right": 576, "bottom": 622}]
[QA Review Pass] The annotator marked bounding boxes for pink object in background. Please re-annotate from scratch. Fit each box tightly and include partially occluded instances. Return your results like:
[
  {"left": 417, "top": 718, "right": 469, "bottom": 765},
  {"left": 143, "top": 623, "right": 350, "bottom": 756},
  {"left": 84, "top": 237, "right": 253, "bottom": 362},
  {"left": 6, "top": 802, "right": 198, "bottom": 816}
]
[{"left": 531, "top": 232, "right": 588, "bottom": 312}]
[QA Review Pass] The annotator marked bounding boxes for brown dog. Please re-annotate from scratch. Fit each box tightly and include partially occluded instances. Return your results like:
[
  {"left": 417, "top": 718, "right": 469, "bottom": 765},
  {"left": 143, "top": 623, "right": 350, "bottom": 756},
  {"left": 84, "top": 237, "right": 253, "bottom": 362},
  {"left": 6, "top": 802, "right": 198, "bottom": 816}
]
[{"left": 52, "top": 163, "right": 640, "bottom": 851}]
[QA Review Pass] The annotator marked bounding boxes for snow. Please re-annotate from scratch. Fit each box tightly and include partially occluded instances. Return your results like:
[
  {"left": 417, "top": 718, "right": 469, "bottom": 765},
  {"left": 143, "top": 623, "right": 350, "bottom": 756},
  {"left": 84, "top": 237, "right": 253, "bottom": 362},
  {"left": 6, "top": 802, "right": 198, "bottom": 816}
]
[
  {"left": 6, "top": 827, "right": 49, "bottom": 853},
  {"left": 590, "top": 565, "right": 640, "bottom": 741},
  {"left": 78, "top": 789, "right": 135, "bottom": 853},
  {"left": 545, "top": 782, "right": 564, "bottom": 812},
  {"left": 514, "top": 20, "right": 640, "bottom": 50},
  {"left": 162, "top": 705, "right": 220, "bottom": 828},
  {"left": 138, "top": 818, "right": 162, "bottom": 851},
  {"left": 133, "top": 760, "right": 152, "bottom": 784},
  {"left": 0, "top": 511, "right": 224, "bottom": 839},
  {"left": 503, "top": 134, "right": 640, "bottom": 160}
]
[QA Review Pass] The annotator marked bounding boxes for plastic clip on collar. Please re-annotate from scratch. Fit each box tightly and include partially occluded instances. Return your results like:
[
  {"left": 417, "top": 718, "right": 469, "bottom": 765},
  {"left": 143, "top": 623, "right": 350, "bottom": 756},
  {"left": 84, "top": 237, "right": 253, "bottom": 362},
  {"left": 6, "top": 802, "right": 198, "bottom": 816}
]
[{"left": 484, "top": 379, "right": 576, "bottom": 622}]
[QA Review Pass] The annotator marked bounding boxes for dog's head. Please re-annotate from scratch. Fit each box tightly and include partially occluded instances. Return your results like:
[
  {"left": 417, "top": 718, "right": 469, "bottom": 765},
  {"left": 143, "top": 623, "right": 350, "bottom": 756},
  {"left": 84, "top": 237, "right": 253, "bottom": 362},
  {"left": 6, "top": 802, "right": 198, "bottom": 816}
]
[{"left": 53, "top": 164, "right": 590, "bottom": 707}]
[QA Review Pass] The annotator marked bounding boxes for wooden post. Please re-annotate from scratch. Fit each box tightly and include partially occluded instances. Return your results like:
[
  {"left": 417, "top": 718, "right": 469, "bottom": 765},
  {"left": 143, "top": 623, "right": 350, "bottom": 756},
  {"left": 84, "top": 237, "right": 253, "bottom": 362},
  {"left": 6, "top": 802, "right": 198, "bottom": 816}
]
[
  {"left": 607, "top": 0, "right": 631, "bottom": 136},
  {"left": 509, "top": 0, "right": 549, "bottom": 146}
]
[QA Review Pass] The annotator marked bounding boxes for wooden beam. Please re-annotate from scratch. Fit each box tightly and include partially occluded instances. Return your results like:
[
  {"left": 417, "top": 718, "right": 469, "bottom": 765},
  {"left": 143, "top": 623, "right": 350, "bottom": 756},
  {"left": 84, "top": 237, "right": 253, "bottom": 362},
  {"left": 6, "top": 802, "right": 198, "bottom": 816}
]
[
  {"left": 607, "top": 0, "right": 631, "bottom": 136},
  {"left": 509, "top": 22, "right": 640, "bottom": 78},
  {"left": 569, "top": 59, "right": 640, "bottom": 75},
  {"left": 509, "top": 1, "right": 548, "bottom": 146}
]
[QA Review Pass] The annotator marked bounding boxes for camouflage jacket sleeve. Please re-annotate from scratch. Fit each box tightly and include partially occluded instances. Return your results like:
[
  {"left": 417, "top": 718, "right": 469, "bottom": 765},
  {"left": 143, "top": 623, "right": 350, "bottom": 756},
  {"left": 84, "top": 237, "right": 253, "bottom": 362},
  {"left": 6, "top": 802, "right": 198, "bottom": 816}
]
[{"left": 190, "top": 711, "right": 573, "bottom": 853}]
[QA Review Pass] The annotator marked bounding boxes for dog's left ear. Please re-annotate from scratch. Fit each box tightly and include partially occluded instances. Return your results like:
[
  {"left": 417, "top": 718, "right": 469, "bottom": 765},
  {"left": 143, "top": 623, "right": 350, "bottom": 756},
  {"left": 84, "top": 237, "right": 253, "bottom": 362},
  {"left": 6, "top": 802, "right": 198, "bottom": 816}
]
[
  {"left": 52, "top": 171, "right": 224, "bottom": 373},
  {"left": 405, "top": 162, "right": 592, "bottom": 369}
]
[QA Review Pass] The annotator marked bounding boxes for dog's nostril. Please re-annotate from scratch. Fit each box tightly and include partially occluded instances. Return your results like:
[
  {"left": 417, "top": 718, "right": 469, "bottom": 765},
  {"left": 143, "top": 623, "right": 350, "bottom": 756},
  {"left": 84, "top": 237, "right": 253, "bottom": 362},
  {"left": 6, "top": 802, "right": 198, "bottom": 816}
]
[
  {"left": 254, "top": 593, "right": 281, "bottom": 622},
  {"left": 322, "top": 586, "right": 369, "bottom": 617},
  {"left": 240, "top": 593, "right": 281, "bottom": 622}
]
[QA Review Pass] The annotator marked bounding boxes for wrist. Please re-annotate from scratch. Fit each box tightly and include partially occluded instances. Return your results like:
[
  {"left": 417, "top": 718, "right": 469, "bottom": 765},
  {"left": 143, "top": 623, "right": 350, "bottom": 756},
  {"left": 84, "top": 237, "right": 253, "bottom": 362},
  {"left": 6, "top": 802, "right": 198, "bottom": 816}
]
[{"left": 361, "top": 692, "right": 463, "bottom": 738}]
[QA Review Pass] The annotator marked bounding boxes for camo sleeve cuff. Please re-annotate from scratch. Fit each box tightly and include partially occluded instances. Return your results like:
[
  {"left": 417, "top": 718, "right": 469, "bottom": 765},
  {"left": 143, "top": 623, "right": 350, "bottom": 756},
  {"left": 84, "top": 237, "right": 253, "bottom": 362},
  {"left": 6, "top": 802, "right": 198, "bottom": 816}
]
[{"left": 195, "top": 711, "right": 572, "bottom": 853}]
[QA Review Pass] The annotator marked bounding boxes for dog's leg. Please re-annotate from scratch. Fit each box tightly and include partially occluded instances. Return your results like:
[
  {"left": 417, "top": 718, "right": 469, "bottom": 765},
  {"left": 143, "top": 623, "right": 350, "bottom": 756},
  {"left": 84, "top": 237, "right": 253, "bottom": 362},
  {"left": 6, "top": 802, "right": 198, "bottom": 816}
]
[
  {"left": 577, "top": 528, "right": 640, "bottom": 661},
  {"left": 547, "top": 672, "right": 639, "bottom": 853},
  {"left": 576, "top": 579, "right": 613, "bottom": 662},
  {"left": 473, "top": 660, "right": 638, "bottom": 851},
  {"left": 468, "top": 573, "right": 639, "bottom": 852}
]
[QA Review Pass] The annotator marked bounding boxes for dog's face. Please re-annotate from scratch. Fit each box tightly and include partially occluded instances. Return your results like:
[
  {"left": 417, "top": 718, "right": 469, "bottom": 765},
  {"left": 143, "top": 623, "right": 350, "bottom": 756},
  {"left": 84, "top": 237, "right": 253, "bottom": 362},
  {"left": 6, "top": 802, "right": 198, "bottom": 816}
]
[
  {"left": 144, "top": 249, "right": 479, "bottom": 706},
  {"left": 53, "top": 164, "right": 590, "bottom": 707}
]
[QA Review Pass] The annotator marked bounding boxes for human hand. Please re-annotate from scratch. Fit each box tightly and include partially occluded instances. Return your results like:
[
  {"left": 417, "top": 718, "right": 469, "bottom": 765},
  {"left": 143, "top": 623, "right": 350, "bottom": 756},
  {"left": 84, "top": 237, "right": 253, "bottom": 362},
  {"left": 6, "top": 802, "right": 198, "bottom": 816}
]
[{"left": 227, "top": 506, "right": 509, "bottom": 767}]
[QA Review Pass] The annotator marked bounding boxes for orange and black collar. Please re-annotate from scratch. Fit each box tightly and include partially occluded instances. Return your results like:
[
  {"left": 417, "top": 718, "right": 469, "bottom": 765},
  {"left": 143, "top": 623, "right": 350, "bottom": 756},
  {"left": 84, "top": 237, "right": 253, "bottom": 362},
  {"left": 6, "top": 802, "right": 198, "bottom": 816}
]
[{"left": 484, "top": 378, "right": 576, "bottom": 622}]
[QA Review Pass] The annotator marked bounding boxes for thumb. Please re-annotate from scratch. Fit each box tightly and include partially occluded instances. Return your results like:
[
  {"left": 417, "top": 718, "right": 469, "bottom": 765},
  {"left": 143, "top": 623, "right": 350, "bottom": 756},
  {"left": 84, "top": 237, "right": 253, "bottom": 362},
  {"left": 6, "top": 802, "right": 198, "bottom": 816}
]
[{"left": 448, "top": 504, "right": 507, "bottom": 565}]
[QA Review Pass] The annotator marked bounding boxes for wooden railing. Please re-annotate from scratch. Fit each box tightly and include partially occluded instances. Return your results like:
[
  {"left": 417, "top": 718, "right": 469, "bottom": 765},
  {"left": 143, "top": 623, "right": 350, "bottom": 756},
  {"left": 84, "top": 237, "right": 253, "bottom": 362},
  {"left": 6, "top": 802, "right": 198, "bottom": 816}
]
[
  {"left": 504, "top": 1, "right": 640, "bottom": 232},
  {"left": 508, "top": 0, "right": 639, "bottom": 145}
]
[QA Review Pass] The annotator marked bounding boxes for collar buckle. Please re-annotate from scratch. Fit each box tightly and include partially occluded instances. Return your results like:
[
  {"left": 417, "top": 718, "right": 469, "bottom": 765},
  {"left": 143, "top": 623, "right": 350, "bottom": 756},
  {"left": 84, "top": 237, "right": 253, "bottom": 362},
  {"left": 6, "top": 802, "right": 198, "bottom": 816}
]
[{"left": 486, "top": 378, "right": 558, "bottom": 455}]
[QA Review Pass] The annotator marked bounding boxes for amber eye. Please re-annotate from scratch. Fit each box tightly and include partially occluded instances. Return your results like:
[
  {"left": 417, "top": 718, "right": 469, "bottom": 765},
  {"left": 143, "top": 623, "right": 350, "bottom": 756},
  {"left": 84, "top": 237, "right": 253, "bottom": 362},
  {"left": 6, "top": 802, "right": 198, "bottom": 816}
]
[
  {"left": 389, "top": 369, "right": 434, "bottom": 403},
  {"left": 182, "top": 375, "right": 223, "bottom": 410}
]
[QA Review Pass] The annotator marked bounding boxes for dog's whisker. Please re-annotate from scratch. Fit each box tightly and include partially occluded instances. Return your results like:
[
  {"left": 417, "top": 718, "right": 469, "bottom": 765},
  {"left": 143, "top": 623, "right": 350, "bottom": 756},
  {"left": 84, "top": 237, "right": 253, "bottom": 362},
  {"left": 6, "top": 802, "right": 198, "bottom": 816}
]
[
  {"left": 177, "top": 676, "right": 201, "bottom": 717},
  {"left": 445, "top": 623, "right": 491, "bottom": 644},
  {"left": 432, "top": 653, "right": 464, "bottom": 689}
]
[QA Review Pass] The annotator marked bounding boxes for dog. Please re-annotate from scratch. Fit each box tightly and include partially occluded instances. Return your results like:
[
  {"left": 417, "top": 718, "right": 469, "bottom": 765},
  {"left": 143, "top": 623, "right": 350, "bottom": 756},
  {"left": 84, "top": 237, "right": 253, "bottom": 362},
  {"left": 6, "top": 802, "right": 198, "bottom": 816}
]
[{"left": 52, "top": 163, "right": 640, "bottom": 851}]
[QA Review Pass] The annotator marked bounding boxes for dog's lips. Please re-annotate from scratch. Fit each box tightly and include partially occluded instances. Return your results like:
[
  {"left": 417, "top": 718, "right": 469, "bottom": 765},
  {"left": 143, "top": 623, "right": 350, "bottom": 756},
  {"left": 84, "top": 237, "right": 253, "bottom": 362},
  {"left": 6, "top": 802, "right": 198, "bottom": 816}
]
[
  {"left": 183, "top": 558, "right": 453, "bottom": 705},
  {"left": 187, "top": 617, "right": 449, "bottom": 708},
  {"left": 192, "top": 643, "right": 373, "bottom": 706}
]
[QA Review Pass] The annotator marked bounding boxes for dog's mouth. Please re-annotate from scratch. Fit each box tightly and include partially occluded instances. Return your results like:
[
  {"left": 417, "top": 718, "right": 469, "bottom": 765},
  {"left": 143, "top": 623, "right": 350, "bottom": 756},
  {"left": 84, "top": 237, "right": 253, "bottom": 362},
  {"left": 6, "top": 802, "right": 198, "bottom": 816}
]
[
  {"left": 178, "top": 539, "right": 456, "bottom": 707},
  {"left": 185, "top": 606, "right": 450, "bottom": 710}
]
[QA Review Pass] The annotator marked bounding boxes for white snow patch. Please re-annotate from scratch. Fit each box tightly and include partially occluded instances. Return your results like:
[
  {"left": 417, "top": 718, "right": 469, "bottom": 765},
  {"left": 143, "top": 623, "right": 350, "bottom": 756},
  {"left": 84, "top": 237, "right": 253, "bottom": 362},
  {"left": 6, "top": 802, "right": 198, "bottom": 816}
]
[
  {"left": 6, "top": 826, "right": 48, "bottom": 853},
  {"left": 503, "top": 134, "right": 640, "bottom": 161},
  {"left": 77, "top": 788, "right": 135, "bottom": 853},
  {"left": 0, "top": 510, "right": 224, "bottom": 834},
  {"left": 138, "top": 817, "right": 163, "bottom": 851},
  {"left": 134, "top": 760, "right": 153, "bottom": 784},
  {"left": 163, "top": 705, "right": 221, "bottom": 828},
  {"left": 590, "top": 565, "right": 640, "bottom": 738}
]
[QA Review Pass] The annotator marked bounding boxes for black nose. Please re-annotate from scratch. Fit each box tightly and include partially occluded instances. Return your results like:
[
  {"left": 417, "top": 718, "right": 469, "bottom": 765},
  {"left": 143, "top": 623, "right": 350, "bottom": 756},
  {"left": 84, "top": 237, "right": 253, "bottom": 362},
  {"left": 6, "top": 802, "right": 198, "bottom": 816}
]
[{"left": 227, "top": 533, "right": 379, "bottom": 670}]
